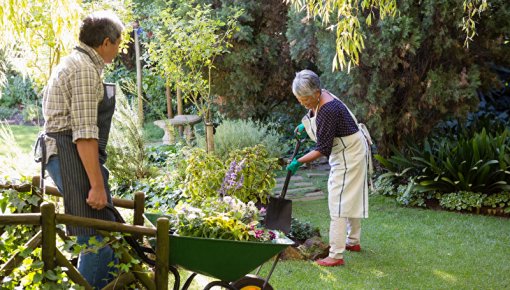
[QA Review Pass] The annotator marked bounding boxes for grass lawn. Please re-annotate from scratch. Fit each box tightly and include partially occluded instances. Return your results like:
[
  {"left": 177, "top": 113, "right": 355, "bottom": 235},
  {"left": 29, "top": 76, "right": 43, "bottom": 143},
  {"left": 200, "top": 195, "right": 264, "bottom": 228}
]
[
  {"left": 1, "top": 125, "right": 41, "bottom": 154},
  {"left": 254, "top": 195, "right": 510, "bottom": 289},
  {"left": 4, "top": 125, "right": 510, "bottom": 289}
]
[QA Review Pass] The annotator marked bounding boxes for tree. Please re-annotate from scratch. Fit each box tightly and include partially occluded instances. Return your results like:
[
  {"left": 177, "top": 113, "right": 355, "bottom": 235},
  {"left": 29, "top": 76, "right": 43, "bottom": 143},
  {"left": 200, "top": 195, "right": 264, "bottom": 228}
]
[
  {"left": 286, "top": 0, "right": 510, "bottom": 155},
  {"left": 0, "top": 0, "right": 134, "bottom": 88},
  {"left": 205, "top": 0, "right": 299, "bottom": 121},
  {"left": 285, "top": 0, "right": 397, "bottom": 71},
  {"left": 148, "top": 1, "right": 241, "bottom": 152}
]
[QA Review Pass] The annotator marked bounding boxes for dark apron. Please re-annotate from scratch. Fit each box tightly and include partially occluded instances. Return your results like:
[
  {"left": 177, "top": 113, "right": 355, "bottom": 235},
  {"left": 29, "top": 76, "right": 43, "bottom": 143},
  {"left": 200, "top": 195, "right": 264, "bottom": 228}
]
[{"left": 47, "top": 47, "right": 116, "bottom": 236}]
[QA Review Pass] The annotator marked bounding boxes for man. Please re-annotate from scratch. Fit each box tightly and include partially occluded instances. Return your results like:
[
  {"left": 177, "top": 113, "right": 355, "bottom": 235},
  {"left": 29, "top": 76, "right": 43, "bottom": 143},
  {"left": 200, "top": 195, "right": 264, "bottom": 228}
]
[{"left": 42, "top": 11, "right": 124, "bottom": 288}]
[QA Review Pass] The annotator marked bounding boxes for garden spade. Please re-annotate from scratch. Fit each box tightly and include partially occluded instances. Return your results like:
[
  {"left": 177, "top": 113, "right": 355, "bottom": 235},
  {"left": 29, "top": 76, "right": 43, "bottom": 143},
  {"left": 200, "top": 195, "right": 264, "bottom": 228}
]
[{"left": 264, "top": 136, "right": 303, "bottom": 234}]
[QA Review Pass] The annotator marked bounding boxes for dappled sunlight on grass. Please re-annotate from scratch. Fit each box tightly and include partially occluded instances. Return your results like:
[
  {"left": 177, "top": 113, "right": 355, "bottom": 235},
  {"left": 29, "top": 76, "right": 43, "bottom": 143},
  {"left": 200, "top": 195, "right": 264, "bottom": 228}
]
[
  {"left": 369, "top": 268, "right": 386, "bottom": 278},
  {"left": 433, "top": 269, "right": 458, "bottom": 284}
]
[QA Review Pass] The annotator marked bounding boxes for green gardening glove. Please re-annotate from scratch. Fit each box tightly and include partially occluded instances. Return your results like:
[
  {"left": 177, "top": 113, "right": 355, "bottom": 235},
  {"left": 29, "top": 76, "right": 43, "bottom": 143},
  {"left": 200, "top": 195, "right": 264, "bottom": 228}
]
[
  {"left": 286, "top": 158, "right": 303, "bottom": 175},
  {"left": 294, "top": 123, "right": 307, "bottom": 139}
]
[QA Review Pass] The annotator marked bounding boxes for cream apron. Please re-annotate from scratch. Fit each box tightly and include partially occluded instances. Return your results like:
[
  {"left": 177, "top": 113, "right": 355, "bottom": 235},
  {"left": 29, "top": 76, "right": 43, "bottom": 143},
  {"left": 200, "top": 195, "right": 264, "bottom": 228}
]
[{"left": 302, "top": 91, "right": 369, "bottom": 218}]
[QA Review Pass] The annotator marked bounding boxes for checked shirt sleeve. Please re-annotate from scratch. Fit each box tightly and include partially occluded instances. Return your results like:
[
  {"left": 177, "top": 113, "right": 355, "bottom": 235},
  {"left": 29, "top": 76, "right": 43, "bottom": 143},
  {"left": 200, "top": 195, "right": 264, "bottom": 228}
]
[{"left": 69, "top": 66, "right": 102, "bottom": 143}]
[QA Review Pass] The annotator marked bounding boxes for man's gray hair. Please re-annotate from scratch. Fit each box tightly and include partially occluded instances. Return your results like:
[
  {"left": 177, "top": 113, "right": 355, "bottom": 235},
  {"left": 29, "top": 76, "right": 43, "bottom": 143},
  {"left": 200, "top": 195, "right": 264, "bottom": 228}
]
[
  {"left": 79, "top": 11, "right": 124, "bottom": 47},
  {"left": 292, "top": 69, "right": 321, "bottom": 98}
]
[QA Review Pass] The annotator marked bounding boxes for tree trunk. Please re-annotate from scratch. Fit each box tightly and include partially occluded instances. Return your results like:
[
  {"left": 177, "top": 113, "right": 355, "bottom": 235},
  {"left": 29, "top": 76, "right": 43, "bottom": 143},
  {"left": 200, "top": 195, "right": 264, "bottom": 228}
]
[
  {"left": 165, "top": 85, "right": 173, "bottom": 119},
  {"left": 205, "top": 109, "right": 214, "bottom": 153},
  {"left": 134, "top": 25, "right": 144, "bottom": 126},
  {"left": 206, "top": 122, "right": 215, "bottom": 153},
  {"left": 176, "top": 87, "right": 183, "bottom": 135}
]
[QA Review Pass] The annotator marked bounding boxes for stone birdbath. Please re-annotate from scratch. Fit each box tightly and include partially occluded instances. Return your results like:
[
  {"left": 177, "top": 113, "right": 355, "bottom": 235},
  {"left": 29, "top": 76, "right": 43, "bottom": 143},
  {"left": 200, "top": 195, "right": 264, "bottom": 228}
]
[{"left": 154, "top": 114, "right": 202, "bottom": 144}]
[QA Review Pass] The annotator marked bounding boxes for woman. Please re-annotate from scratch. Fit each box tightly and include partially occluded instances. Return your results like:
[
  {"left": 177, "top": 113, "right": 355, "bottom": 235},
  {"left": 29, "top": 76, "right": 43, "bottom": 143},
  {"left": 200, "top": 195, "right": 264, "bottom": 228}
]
[{"left": 286, "top": 69, "right": 369, "bottom": 267}]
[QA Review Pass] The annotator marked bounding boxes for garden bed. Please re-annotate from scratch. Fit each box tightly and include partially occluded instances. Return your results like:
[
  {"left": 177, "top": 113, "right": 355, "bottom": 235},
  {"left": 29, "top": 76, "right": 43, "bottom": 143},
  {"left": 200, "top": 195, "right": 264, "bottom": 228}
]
[{"left": 424, "top": 198, "right": 510, "bottom": 218}]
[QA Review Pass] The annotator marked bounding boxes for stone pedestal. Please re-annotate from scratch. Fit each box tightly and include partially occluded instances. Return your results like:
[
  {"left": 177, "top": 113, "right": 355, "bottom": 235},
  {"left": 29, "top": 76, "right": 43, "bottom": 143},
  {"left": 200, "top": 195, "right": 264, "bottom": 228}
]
[{"left": 154, "top": 115, "right": 202, "bottom": 144}]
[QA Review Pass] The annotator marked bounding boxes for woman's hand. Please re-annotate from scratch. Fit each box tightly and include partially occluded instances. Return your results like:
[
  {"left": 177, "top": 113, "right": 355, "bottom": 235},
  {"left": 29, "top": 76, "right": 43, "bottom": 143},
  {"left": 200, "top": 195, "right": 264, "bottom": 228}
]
[
  {"left": 294, "top": 123, "right": 307, "bottom": 139},
  {"left": 286, "top": 158, "right": 303, "bottom": 175}
]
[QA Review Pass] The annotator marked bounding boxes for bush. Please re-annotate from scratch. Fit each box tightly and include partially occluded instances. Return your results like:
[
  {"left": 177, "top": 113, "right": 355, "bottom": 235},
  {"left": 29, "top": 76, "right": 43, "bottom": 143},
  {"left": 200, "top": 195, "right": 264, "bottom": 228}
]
[
  {"left": 0, "top": 73, "right": 38, "bottom": 108},
  {"left": 439, "top": 191, "right": 485, "bottom": 211},
  {"left": 197, "top": 118, "right": 289, "bottom": 159},
  {"left": 0, "top": 107, "right": 16, "bottom": 120},
  {"left": 181, "top": 144, "right": 280, "bottom": 205},
  {"left": 289, "top": 218, "right": 321, "bottom": 241},
  {"left": 376, "top": 128, "right": 510, "bottom": 195},
  {"left": 106, "top": 85, "right": 157, "bottom": 183}
]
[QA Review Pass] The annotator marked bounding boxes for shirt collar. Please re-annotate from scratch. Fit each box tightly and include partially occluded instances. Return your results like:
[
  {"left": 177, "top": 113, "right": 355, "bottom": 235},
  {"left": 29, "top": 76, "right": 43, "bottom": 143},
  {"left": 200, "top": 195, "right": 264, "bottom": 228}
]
[{"left": 77, "top": 42, "right": 105, "bottom": 71}]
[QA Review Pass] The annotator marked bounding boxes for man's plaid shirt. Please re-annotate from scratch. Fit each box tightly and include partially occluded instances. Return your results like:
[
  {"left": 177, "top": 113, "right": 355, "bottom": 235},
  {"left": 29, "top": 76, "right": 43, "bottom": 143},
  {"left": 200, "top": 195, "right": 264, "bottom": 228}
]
[{"left": 42, "top": 42, "right": 105, "bottom": 158}]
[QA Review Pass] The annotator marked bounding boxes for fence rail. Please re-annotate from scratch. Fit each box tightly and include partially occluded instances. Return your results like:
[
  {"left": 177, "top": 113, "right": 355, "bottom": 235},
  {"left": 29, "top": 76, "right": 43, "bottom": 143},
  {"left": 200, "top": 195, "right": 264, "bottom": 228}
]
[{"left": 0, "top": 177, "right": 170, "bottom": 289}]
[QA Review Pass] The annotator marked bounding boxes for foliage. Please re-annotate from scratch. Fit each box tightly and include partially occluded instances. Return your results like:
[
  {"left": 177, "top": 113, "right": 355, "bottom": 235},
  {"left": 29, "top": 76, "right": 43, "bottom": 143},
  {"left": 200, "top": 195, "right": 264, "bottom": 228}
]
[
  {"left": 376, "top": 128, "right": 510, "bottom": 195},
  {"left": 287, "top": 0, "right": 491, "bottom": 72},
  {"left": 223, "top": 145, "right": 280, "bottom": 203},
  {"left": 287, "top": 0, "right": 510, "bottom": 155},
  {"left": 288, "top": 218, "right": 321, "bottom": 241},
  {"left": 0, "top": 107, "right": 17, "bottom": 120},
  {"left": 147, "top": 1, "right": 241, "bottom": 123},
  {"left": 372, "top": 174, "right": 397, "bottom": 197},
  {"left": 0, "top": 73, "right": 38, "bottom": 108},
  {"left": 180, "top": 144, "right": 279, "bottom": 205},
  {"left": 439, "top": 191, "right": 485, "bottom": 211},
  {"left": 181, "top": 147, "right": 226, "bottom": 203},
  {"left": 165, "top": 196, "right": 282, "bottom": 241},
  {"left": 286, "top": 0, "right": 397, "bottom": 71},
  {"left": 106, "top": 85, "right": 157, "bottom": 182},
  {"left": 196, "top": 118, "right": 289, "bottom": 159},
  {"left": 0, "top": 178, "right": 75, "bottom": 289},
  {"left": 0, "top": 123, "right": 38, "bottom": 177},
  {"left": 206, "top": 0, "right": 298, "bottom": 121},
  {"left": 0, "top": 0, "right": 81, "bottom": 87},
  {"left": 0, "top": 0, "right": 135, "bottom": 87}
]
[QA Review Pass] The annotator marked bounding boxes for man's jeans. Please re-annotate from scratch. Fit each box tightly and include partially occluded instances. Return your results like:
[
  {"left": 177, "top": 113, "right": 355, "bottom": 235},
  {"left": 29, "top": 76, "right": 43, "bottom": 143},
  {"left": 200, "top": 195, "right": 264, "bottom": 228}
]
[{"left": 47, "top": 156, "right": 118, "bottom": 289}]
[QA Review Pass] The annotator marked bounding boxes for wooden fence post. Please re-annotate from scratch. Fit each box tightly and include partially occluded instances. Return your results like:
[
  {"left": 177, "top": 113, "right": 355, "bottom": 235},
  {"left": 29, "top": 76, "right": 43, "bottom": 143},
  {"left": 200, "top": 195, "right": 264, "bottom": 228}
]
[
  {"left": 134, "top": 191, "right": 145, "bottom": 241},
  {"left": 41, "top": 202, "right": 56, "bottom": 272},
  {"left": 155, "top": 217, "right": 169, "bottom": 290}
]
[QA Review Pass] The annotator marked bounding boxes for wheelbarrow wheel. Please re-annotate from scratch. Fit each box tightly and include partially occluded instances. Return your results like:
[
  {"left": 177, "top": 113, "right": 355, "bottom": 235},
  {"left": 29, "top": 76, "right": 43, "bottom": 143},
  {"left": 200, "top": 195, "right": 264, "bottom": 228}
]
[{"left": 231, "top": 274, "right": 274, "bottom": 290}]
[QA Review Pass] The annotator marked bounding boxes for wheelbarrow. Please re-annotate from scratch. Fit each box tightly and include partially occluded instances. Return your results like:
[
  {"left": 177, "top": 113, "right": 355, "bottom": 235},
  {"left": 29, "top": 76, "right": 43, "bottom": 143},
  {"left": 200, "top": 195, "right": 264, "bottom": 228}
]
[{"left": 144, "top": 213, "right": 294, "bottom": 290}]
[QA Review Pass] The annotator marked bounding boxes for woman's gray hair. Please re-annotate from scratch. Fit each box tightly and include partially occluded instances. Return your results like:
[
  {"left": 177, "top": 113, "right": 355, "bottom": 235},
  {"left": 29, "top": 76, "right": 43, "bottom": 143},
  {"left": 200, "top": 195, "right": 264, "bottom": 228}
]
[
  {"left": 79, "top": 11, "right": 124, "bottom": 47},
  {"left": 292, "top": 69, "right": 321, "bottom": 98}
]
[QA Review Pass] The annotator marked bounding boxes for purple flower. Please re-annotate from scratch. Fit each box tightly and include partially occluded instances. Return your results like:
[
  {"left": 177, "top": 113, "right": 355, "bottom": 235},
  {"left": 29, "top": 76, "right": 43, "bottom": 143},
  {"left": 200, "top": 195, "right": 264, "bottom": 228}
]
[{"left": 218, "top": 159, "right": 246, "bottom": 196}]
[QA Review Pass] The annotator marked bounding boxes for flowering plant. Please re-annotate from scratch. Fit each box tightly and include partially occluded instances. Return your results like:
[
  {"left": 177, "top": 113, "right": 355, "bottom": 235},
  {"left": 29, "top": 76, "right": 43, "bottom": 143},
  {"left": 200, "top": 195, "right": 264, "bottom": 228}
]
[
  {"left": 167, "top": 196, "right": 282, "bottom": 242},
  {"left": 181, "top": 145, "right": 279, "bottom": 205}
]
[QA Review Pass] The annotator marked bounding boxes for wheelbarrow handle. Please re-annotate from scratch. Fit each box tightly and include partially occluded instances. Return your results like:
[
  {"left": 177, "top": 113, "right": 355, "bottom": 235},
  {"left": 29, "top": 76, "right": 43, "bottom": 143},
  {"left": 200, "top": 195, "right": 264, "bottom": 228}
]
[{"left": 280, "top": 136, "right": 304, "bottom": 200}]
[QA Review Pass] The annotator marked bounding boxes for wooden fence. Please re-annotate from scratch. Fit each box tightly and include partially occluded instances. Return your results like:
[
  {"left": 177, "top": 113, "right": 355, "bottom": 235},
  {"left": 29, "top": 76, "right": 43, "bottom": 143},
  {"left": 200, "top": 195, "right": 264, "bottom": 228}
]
[{"left": 0, "top": 177, "right": 171, "bottom": 289}]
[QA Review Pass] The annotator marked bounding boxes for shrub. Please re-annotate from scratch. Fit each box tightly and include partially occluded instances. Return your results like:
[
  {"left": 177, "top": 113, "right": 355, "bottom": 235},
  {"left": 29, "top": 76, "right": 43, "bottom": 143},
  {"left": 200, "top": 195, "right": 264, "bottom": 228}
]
[
  {"left": 181, "top": 144, "right": 280, "bottom": 205},
  {"left": 0, "top": 107, "right": 16, "bottom": 120},
  {"left": 181, "top": 147, "right": 226, "bottom": 203},
  {"left": 439, "top": 191, "right": 485, "bottom": 211},
  {"left": 376, "top": 128, "right": 510, "bottom": 195},
  {"left": 197, "top": 118, "right": 288, "bottom": 159},
  {"left": 106, "top": 85, "right": 157, "bottom": 183},
  {"left": 289, "top": 218, "right": 321, "bottom": 241},
  {"left": 223, "top": 145, "right": 280, "bottom": 204},
  {"left": 0, "top": 73, "right": 37, "bottom": 108},
  {"left": 372, "top": 175, "right": 397, "bottom": 197}
]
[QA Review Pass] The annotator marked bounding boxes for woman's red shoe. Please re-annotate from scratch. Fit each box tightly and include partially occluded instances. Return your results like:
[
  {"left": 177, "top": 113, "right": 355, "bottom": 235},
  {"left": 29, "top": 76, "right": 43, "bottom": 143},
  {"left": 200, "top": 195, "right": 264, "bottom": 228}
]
[{"left": 316, "top": 258, "right": 345, "bottom": 267}]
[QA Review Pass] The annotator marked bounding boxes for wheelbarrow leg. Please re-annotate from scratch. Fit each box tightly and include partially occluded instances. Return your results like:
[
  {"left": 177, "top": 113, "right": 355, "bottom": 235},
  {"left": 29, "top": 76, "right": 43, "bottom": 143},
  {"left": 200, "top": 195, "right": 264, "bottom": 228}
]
[
  {"left": 263, "top": 252, "right": 283, "bottom": 289},
  {"left": 182, "top": 272, "right": 197, "bottom": 290}
]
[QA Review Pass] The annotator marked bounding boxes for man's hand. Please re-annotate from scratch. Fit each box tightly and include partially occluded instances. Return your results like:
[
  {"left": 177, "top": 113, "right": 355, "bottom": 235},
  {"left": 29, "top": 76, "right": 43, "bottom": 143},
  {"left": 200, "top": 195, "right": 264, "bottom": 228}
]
[
  {"left": 294, "top": 123, "right": 307, "bottom": 139},
  {"left": 86, "top": 187, "right": 107, "bottom": 210}
]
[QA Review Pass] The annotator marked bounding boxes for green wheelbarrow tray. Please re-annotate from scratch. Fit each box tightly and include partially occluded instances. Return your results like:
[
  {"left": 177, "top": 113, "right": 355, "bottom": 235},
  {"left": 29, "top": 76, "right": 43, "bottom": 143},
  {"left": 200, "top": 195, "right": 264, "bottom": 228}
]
[{"left": 144, "top": 213, "right": 294, "bottom": 282}]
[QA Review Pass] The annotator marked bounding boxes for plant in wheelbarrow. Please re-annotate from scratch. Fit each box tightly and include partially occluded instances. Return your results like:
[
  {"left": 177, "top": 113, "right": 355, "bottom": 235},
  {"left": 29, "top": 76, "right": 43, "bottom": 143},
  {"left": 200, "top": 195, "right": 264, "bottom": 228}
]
[{"left": 145, "top": 195, "right": 294, "bottom": 289}]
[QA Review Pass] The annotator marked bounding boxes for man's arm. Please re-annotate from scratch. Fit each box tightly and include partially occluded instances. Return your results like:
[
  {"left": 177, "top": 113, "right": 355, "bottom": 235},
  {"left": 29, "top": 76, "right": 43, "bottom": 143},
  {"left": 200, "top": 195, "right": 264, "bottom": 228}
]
[{"left": 76, "top": 138, "right": 107, "bottom": 210}]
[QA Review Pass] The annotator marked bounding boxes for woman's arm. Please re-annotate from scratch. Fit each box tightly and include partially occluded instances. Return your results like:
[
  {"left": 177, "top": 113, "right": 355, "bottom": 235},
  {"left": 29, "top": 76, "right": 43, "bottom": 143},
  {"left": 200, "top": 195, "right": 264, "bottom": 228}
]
[{"left": 297, "top": 150, "right": 324, "bottom": 164}]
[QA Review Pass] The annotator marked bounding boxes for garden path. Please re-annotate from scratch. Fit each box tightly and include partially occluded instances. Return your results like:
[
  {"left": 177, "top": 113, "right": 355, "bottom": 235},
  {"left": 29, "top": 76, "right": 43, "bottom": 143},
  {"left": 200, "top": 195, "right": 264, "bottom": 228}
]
[{"left": 273, "top": 160, "right": 330, "bottom": 201}]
